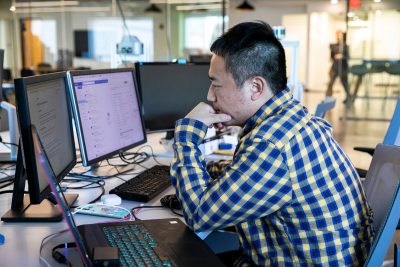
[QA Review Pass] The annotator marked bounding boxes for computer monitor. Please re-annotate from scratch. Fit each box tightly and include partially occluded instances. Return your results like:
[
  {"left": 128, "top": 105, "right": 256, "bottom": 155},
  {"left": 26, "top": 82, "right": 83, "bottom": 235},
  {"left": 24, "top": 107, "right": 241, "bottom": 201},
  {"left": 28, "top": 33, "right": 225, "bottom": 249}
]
[
  {"left": 1, "top": 72, "right": 78, "bottom": 222},
  {"left": 135, "top": 62, "right": 210, "bottom": 138},
  {"left": 68, "top": 68, "right": 146, "bottom": 175}
]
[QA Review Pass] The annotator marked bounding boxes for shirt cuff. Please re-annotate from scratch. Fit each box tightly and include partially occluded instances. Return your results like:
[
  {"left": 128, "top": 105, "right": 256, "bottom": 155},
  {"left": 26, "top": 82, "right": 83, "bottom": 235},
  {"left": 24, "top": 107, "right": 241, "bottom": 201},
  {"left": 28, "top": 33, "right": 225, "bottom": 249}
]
[{"left": 174, "top": 118, "right": 208, "bottom": 145}]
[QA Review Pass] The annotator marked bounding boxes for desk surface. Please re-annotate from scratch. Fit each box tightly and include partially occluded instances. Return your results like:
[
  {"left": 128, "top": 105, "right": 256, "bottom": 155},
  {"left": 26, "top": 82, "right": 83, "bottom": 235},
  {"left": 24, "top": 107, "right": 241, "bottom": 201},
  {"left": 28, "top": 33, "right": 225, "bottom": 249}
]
[
  {"left": 0, "top": 132, "right": 231, "bottom": 266},
  {"left": 0, "top": 132, "right": 399, "bottom": 266}
]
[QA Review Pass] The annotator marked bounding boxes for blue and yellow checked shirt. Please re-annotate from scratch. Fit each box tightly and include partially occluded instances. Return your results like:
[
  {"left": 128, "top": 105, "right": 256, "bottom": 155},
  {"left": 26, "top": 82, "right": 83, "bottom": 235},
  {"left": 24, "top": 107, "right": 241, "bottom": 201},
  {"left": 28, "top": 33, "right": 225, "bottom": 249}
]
[{"left": 171, "top": 88, "right": 373, "bottom": 266}]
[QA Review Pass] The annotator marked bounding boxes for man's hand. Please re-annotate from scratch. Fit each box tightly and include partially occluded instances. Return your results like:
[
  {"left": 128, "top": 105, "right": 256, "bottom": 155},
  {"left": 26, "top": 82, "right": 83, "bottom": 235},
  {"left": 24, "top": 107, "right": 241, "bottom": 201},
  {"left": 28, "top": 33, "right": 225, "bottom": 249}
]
[{"left": 185, "top": 102, "right": 231, "bottom": 129}]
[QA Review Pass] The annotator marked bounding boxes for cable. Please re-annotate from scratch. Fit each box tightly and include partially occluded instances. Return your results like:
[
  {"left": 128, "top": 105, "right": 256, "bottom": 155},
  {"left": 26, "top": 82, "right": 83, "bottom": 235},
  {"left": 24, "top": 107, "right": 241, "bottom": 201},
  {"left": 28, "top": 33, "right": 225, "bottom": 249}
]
[
  {"left": 131, "top": 205, "right": 164, "bottom": 221},
  {"left": 0, "top": 136, "right": 18, "bottom": 149},
  {"left": 0, "top": 141, "right": 18, "bottom": 148},
  {"left": 133, "top": 144, "right": 165, "bottom": 166},
  {"left": 116, "top": 0, "right": 131, "bottom": 36},
  {"left": 39, "top": 229, "right": 70, "bottom": 267},
  {"left": 60, "top": 177, "right": 106, "bottom": 207},
  {"left": 51, "top": 242, "right": 75, "bottom": 266},
  {"left": 164, "top": 0, "right": 172, "bottom": 60}
]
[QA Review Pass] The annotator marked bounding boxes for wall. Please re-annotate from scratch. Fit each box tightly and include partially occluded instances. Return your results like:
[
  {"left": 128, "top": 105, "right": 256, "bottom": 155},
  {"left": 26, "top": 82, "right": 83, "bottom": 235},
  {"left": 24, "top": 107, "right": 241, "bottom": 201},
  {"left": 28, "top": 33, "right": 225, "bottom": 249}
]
[{"left": 227, "top": 0, "right": 348, "bottom": 92}]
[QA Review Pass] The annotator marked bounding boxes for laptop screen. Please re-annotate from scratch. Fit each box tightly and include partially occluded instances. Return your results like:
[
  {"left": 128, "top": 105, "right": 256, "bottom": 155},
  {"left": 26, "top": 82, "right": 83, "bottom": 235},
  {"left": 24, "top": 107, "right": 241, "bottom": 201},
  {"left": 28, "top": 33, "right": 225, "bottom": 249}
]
[{"left": 31, "top": 124, "right": 92, "bottom": 267}]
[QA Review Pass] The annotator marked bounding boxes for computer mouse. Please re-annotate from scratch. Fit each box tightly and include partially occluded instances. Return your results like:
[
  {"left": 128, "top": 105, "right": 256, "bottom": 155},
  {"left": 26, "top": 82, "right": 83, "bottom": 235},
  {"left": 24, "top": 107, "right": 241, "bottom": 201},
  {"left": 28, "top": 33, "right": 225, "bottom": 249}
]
[
  {"left": 101, "top": 194, "right": 122, "bottom": 206},
  {"left": 160, "top": 194, "right": 181, "bottom": 210}
]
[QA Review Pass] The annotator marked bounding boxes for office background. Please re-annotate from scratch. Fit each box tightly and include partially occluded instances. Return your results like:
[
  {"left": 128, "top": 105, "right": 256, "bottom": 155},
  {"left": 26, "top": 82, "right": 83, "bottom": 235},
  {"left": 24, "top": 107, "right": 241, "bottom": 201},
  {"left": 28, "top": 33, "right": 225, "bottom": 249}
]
[
  {"left": 0, "top": 0, "right": 399, "bottom": 90},
  {"left": 0, "top": 0, "right": 400, "bottom": 265}
]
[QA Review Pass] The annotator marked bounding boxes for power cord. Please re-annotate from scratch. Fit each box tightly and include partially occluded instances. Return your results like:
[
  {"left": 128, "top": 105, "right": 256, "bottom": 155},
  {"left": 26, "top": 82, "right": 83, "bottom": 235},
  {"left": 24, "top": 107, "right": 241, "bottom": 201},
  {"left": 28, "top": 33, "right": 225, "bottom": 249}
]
[
  {"left": 60, "top": 177, "right": 105, "bottom": 207},
  {"left": 131, "top": 205, "right": 164, "bottom": 221},
  {"left": 51, "top": 242, "right": 76, "bottom": 266},
  {"left": 39, "top": 229, "right": 70, "bottom": 267},
  {"left": 0, "top": 136, "right": 18, "bottom": 148}
]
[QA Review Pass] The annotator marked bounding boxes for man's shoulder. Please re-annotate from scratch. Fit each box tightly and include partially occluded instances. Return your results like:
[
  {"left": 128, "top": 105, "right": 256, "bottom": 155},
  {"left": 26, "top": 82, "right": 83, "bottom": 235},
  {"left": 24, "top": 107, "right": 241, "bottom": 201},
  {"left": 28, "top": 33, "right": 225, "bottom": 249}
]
[{"left": 249, "top": 102, "right": 309, "bottom": 147}]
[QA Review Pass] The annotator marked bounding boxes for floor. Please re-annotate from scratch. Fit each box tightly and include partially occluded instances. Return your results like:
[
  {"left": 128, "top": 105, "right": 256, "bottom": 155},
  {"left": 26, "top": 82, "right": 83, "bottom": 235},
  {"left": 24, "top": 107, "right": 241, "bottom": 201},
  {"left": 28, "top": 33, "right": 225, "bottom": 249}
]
[{"left": 302, "top": 79, "right": 399, "bottom": 172}]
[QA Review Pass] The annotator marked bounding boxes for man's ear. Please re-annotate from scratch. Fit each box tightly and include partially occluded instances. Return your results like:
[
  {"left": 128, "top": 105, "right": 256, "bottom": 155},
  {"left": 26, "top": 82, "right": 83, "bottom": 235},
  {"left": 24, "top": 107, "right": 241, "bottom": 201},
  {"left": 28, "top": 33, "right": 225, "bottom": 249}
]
[{"left": 250, "top": 76, "right": 266, "bottom": 101}]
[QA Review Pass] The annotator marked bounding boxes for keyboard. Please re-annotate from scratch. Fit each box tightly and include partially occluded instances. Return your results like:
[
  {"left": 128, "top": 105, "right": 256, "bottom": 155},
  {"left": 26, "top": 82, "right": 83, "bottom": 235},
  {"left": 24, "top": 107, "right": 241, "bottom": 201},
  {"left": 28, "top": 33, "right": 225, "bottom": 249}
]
[
  {"left": 102, "top": 224, "right": 174, "bottom": 267},
  {"left": 110, "top": 165, "right": 171, "bottom": 202}
]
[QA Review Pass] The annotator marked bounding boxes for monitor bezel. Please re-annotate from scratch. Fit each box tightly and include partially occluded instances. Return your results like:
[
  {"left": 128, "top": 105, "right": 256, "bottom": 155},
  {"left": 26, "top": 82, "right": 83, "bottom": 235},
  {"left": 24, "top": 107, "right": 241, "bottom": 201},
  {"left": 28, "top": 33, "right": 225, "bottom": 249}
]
[
  {"left": 134, "top": 61, "right": 210, "bottom": 133},
  {"left": 14, "top": 71, "right": 77, "bottom": 204},
  {"left": 67, "top": 68, "right": 147, "bottom": 166}
]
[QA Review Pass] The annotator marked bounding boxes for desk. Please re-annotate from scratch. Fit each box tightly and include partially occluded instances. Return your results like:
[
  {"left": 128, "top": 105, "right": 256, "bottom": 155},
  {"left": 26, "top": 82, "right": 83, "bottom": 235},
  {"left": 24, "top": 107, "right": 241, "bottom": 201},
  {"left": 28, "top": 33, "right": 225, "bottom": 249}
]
[
  {"left": 0, "top": 132, "right": 237, "bottom": 266},
  {"left": 0, "top": 132, "right": 399, "bottom": 266}
]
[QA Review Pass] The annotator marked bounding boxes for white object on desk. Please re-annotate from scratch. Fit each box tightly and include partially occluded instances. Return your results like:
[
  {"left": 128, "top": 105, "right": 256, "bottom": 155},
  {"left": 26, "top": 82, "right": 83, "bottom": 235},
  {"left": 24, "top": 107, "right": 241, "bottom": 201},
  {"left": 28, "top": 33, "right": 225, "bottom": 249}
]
[
  {"left": 0, "top": 101, "right": 19, "bottom": 160},
  {"left": 101, "top": 194, "right": 122, "bottom": 206}
]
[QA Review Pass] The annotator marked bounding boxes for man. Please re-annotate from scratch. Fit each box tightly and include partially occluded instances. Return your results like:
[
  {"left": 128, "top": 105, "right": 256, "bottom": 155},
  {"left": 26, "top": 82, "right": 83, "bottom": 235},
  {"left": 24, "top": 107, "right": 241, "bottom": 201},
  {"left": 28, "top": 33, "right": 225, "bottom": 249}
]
[
  {"left": 326, "top": 31, "right": 350, "bottom": 103},
  {"left": 171, "top": 21, "right": 373, "bottom": 266}
]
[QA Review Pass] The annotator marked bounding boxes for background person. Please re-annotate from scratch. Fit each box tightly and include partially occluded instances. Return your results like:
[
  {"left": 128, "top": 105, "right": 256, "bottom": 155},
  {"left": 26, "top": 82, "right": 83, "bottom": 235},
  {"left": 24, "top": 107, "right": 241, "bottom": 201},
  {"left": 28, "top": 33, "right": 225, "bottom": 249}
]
[{"left": 326, "top": 31, "right": 350, "bottom": 103}]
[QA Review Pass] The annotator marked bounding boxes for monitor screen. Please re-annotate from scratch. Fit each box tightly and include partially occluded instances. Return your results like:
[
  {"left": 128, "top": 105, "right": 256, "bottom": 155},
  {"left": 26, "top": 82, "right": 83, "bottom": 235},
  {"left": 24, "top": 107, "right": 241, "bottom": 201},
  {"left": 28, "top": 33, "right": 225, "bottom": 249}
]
[
  {"left": 68, "top": 68, "right": 146, "bottom": 167},
  {"left": 14, "top": 72, "right": 76, "bottom": 204},
  {"left": 135, "top": 62, "right": 210, "bottom": 132}
]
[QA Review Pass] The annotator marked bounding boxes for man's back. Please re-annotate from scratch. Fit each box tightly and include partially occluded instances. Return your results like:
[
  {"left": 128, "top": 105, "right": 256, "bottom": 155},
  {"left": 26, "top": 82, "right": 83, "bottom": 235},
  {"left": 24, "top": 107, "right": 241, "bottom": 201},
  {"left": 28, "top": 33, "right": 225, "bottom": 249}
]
[{"left": 235, "top": 88, "right": 373, "bottom": 265}]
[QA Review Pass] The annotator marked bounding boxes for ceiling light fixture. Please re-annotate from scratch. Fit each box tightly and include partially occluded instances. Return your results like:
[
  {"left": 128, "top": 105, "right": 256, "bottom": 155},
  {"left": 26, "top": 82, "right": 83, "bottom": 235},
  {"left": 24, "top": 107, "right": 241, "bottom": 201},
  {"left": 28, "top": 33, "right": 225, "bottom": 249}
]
[
  {"left": 176, "top": 4, "right": 221, "bottom": 11},
  {"left": 236, "top": 0, "right": 254, "bottom": 11},
  {"left": 330, "top": 0, "right": 338, "bottom": 4},
  {"left": 14, "top": 1, "right": 79, "bottom": 8},
  {"left": 144, "top": 3, "right": 162, "bottom": 13}
]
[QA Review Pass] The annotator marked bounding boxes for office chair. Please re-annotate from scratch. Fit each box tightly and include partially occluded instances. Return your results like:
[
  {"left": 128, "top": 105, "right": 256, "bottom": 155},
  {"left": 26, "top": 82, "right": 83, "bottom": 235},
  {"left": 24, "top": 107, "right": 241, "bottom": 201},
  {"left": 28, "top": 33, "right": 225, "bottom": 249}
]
[
  {"left": 349, "top": 64, "right": 369, "bottom": 103},
  {"left": 2, "top": 68, "right": 12, "bottom": 81},
  {"left": 363, "top": 144, "right": 400, "bottom": 267},
  {"left": 20, "top": 68, "right": 35, "bottom": 77},
  {"left": 354, "top": 98, "right": 400, "bottom": 177},
  {"left": 37, "top": 62, "right": 53, "bottom": 74},
  {"left": 314, "top": 96, "right": 336, "bottom": 118},
  {"left": 386, "top": 62, "right": 400, "bottom": 97}
]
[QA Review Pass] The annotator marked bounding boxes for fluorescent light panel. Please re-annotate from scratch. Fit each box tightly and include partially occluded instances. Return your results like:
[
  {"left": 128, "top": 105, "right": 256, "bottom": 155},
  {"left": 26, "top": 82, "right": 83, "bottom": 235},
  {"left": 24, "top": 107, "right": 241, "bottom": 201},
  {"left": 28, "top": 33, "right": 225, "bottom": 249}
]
[
  {"left": 152, "top": 0, "right": 221, "bottom": 4},
  {"left": 13, "top": 6, "right": 111, "bottom": 14},
  {"left": 14, "top": 1, "right": 79, "bottom": 8}
]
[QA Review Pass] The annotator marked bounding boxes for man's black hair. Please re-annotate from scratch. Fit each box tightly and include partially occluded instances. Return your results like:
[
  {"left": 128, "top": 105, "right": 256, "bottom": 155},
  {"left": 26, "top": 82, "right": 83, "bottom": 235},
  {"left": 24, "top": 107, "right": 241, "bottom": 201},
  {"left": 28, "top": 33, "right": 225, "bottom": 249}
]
[{"left": 210, "top": 21, "right": 287, "bottom": 95}]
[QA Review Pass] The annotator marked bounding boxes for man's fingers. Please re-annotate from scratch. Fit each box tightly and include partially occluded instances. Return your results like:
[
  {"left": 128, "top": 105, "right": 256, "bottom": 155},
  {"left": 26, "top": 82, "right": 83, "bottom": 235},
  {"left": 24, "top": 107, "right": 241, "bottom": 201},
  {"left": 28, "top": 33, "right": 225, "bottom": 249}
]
[{"left": 213, "top": 113, "right": 232, "bottom": 123}]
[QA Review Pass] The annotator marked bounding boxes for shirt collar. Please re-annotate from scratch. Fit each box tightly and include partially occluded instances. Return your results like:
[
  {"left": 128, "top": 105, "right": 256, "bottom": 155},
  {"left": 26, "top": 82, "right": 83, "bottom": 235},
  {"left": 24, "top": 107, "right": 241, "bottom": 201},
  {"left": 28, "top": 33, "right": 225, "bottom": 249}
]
[{"left": 241, "top": 87, "right": 293, "bottom": 136}]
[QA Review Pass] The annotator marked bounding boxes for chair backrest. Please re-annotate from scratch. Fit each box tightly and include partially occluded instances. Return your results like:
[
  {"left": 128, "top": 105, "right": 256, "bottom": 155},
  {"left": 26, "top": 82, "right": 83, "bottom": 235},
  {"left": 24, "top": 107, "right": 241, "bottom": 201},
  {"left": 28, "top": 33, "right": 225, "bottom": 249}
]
[
  {"left": 363, "top": 144, "right": 400, "bottom": 267},
  {"left": 20, "top": 68, "right": 35, "bottom": 77},
  {"left": 349, "top": 64, "right": 369, "bottom": 76},
  {"left": 386, "top": 62, "right": 400, "bottom": 76},
  {"left": 314, "top": 96, "right": 336, "bottom": 118},
  {"left": 383, "top": 98, "right": 400, "bottom": 146},
  {"left": 2, "top": 68, "right": 12, "bottom": 81}
]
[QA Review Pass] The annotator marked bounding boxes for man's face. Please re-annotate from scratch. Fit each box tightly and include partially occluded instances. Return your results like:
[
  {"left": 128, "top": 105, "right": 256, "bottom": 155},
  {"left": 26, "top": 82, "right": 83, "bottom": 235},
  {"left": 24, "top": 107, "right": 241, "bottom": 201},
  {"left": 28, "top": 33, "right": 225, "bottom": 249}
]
[{"left": 207, "top": 54, "right": 252, "bottom": 127}]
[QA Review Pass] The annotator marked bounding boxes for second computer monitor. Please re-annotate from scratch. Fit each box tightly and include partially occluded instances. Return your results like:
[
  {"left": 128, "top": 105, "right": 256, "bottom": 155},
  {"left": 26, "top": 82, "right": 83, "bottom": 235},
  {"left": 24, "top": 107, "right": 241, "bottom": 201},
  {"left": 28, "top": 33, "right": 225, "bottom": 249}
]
[
  {"left": 135, "top": 62, "right": 210, "bottom": 134},
  {"left": 68, "top": 68, "right": 146, "bottom": 167}
]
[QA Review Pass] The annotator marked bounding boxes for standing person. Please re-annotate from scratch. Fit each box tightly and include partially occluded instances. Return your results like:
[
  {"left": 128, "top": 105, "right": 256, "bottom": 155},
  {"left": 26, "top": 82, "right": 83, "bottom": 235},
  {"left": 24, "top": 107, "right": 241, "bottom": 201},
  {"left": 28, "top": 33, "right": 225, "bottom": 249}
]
[
  {"left": 326, "top": 31, "right": 350, "bottom": 103},
  {"left": 171, "top": 21, "right": 373, "bottom": 266}
]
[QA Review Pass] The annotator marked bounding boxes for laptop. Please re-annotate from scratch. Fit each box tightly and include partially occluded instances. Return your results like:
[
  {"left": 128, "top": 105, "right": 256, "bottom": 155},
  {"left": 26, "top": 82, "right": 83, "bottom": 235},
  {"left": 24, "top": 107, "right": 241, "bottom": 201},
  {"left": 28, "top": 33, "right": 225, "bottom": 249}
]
[{"left": 31, "top": 124, "right": 224, "bottom": 267}]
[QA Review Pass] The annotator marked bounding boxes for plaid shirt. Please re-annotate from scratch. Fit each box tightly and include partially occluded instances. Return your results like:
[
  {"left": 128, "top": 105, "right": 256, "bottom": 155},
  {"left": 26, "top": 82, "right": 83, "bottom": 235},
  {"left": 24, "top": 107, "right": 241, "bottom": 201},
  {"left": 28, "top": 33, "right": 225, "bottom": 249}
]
[{"left": 171, "top": 88, "right": 373, "bottom": 266}]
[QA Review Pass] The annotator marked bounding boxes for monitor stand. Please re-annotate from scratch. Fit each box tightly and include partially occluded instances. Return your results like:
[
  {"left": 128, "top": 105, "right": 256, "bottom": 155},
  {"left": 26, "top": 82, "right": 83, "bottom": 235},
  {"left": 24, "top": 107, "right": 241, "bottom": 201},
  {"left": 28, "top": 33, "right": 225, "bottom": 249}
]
[
  {"left": 1, "top": 194, "right": 78, "bottom": 222},
  {"left": 1, "top": 147, "right": 78, "bottom": 222},
  {"left": 74, "top": 162, "right": 136, "bottom": 178}
]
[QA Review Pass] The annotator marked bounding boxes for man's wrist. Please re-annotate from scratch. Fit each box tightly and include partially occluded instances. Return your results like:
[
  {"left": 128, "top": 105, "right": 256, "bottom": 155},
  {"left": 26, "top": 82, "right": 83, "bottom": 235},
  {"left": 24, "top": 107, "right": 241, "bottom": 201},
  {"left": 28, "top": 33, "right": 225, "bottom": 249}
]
[{"left": 175, "top": 118, "right": 208, "bottom": 145}]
